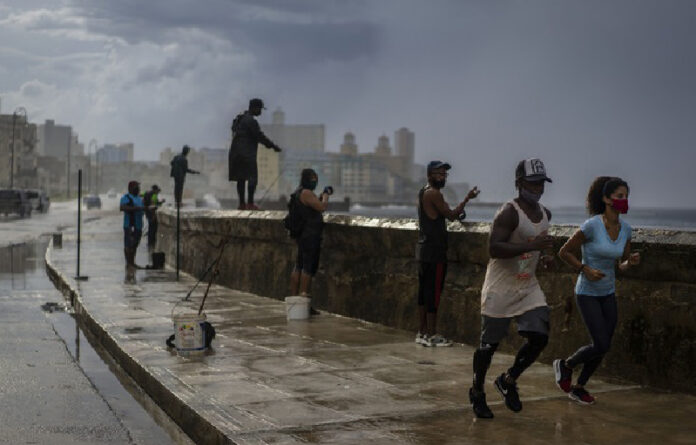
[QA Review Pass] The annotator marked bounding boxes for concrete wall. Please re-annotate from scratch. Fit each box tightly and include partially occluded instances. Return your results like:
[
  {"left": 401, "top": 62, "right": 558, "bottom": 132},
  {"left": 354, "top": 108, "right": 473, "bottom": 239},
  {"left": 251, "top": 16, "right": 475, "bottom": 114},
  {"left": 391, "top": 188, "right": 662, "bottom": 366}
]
[{"left": 158, "top": 209, "right": 696, "bottom": 393}]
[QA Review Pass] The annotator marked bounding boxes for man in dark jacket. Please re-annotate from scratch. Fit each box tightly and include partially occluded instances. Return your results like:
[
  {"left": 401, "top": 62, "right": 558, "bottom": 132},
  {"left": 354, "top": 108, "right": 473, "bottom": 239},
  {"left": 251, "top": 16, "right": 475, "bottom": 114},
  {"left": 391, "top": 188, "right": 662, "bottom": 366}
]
[
  {"left": 229, "top": 98, "right": 282, "bottom": 210},
  {"left": 170, "top": 145, "right": 200, "bottom": 206}
]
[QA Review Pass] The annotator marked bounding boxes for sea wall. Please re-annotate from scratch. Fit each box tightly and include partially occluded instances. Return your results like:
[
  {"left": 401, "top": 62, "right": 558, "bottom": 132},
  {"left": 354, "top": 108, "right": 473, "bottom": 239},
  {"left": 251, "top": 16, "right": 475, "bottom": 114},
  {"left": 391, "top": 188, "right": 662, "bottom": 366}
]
[{"left": 158, "top": 209, "right": 696, "bottom": 392}]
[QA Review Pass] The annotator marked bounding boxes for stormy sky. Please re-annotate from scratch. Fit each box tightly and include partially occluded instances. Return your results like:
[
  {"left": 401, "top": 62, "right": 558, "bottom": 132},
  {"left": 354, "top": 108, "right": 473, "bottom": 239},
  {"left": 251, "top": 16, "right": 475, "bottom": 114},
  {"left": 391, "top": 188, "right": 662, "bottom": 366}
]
[{"left": 1, "top": 0, "right": 695, "bottom": 208}]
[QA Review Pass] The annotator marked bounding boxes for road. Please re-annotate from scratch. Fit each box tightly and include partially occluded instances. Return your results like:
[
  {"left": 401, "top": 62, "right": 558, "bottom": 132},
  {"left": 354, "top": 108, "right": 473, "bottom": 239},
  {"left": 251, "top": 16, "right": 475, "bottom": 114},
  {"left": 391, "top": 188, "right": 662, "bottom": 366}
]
[{"left": 0, "top": 197, "right": 192, "bottom": 444}]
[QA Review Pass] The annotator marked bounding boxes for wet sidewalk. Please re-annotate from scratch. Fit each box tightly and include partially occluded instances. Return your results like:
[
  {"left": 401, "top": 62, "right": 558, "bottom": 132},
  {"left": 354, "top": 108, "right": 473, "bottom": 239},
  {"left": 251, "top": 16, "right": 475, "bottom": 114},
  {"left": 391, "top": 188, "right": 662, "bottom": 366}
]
[{"left": 48, "top": 216, "right": 696, "bottom": 444}]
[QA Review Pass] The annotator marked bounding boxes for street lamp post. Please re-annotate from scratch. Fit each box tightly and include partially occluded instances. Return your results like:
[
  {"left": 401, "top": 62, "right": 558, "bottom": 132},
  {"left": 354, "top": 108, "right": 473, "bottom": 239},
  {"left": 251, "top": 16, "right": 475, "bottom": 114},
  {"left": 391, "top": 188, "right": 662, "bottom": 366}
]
[
  {"left": 88, "top": 139, "right": 98, "bottom": 195},
  {"left": 10, "top": 107, "right": 27, "bottom": 189}
]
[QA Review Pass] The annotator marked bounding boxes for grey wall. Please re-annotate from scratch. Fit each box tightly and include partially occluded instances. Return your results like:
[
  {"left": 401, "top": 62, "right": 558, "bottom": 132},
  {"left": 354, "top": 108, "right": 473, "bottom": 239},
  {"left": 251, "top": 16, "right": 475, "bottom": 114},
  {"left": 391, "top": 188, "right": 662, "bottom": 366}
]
[{"left": 158, "top": 209, "right": 696, "bottom": 393}]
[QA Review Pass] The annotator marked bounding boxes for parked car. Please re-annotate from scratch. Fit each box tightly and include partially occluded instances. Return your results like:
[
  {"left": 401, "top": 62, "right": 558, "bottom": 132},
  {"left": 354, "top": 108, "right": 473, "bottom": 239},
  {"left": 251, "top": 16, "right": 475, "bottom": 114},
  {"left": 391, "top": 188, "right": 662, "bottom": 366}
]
[
  {"left": 25, "top": 189, "right": 50, "bottom": 213},
  {"left": 83, "top": 195, "right": 102, "bottom": 209},
  {"left": 0, "top": 189, "right": 33, "bottom": 218}
]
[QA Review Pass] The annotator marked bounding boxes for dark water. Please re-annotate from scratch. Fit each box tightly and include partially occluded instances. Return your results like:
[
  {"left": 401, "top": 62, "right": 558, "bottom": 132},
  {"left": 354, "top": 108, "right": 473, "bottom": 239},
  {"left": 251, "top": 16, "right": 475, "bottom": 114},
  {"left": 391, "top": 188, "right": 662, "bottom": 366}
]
[{"left": 348, "top": 204, "right": 696, "bottom": 231}]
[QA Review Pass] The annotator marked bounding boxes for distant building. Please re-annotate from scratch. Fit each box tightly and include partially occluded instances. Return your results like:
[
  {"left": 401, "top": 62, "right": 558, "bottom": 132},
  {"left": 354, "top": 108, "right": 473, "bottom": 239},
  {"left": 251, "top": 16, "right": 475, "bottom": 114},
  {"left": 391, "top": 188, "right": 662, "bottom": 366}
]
[
  {"left": 96, "top": 143, "right": 134, "bottom": 164},
  {"left": 36, "top": 119, "right": 83, "bottom": 159},
  {"left": 0, "top": 113, "right": 39, "bottom": 189}
]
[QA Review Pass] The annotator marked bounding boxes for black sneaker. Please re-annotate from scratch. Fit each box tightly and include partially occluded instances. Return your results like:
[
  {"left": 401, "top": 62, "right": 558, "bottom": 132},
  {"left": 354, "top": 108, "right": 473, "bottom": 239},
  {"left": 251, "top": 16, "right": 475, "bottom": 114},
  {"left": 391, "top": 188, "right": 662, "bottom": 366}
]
[
  {"left": 469, "top": 387, "right": 494, "bottom": 419},
  {"left": 494, "top": 373, "right": 522, "bottom": 412}
]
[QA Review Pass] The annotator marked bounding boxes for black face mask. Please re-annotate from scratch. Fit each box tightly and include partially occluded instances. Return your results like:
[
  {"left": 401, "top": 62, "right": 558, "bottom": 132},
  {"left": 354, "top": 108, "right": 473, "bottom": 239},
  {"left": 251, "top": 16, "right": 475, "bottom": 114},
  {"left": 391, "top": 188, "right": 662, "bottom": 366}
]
[
  {"left": 307, "top": 180, "right": 318, "bottom": 191},
  {"left": 132, "top": 188, "right": 140, "bottom": 196},
  {"left": 432, "top": 179, "right": 446, "bottom": 189}
]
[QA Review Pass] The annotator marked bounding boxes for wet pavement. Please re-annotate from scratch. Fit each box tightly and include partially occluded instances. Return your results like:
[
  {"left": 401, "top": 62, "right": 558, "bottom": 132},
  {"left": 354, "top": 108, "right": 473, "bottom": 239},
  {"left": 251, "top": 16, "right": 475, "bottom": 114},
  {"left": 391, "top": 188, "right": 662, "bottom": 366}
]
[{"left": 48, "top": 215, "right": 696, "bottom": 444}]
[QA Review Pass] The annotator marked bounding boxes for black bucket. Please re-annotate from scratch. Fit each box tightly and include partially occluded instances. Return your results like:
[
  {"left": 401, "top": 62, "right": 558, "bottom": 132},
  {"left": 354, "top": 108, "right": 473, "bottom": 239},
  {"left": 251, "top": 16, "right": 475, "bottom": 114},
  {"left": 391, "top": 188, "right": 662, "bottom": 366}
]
[{"left": 151, "top": 252, "right": 165, "bottom": 269}]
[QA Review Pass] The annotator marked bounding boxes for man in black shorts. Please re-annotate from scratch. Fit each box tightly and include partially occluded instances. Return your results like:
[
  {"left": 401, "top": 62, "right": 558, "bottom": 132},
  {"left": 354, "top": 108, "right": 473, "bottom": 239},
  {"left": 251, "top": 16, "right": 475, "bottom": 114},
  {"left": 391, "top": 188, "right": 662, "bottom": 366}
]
[
  {"left": 469, "top": 158, "right": 554, "bottom": 419},
  {"left": 416, "top": 161, "right": 479, "bottom": 347}
]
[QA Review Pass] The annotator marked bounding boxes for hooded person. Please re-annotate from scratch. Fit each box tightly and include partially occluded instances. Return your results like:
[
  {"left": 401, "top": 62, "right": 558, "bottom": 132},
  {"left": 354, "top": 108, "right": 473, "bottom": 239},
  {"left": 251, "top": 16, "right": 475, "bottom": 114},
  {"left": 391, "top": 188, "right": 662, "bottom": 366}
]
[{"left": 228, "top": 98, "right": 282, "bottom": 210}]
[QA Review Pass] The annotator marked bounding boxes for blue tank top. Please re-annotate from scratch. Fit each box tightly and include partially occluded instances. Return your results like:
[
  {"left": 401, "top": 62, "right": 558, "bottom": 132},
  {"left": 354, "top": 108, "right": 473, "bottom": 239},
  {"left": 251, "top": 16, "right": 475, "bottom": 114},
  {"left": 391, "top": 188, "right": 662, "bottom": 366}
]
[{"left": 575, "top": 215, "right": 631, "bottom": 296}]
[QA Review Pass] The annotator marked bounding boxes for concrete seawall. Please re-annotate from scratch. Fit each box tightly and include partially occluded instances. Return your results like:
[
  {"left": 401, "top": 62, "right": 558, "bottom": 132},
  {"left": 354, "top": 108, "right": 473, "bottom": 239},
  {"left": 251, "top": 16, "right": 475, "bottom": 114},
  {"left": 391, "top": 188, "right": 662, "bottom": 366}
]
[{"left": 159, "top": 209, "right": 696, "bottom": 393}]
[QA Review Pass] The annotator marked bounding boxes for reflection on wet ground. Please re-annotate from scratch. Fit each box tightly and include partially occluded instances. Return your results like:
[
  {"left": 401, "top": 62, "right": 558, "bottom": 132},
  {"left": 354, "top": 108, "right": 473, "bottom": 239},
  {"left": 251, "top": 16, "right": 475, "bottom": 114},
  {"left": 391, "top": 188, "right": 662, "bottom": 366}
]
[{"left": 0, "top": 239, "right": 192, "bottom": 445}]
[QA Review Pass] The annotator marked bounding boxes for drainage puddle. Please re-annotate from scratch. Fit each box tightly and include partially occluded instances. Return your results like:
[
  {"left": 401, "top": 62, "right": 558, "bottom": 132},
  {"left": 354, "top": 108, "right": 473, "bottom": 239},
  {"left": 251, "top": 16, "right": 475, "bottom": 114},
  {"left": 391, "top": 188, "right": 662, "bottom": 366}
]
[{"left": 0, "top": 238, "right": 193, "bottom": 445}]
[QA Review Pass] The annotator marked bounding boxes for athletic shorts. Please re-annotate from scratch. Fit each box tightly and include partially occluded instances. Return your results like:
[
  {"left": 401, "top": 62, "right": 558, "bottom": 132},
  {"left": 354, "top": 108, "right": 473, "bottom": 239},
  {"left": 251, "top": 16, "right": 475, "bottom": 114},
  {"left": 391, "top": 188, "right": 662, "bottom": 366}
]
[
  {"left": 417, "top": 261, "right": 447, "bottom": 313},
  {"left": 123, "top": 228, "right": 142, "bottom": 249},
  {"left": 480, "top": 306, "right": 549, "bottom": 345},
  {"left": 295, "top": 236, "right": 321, "bottom": 276}
]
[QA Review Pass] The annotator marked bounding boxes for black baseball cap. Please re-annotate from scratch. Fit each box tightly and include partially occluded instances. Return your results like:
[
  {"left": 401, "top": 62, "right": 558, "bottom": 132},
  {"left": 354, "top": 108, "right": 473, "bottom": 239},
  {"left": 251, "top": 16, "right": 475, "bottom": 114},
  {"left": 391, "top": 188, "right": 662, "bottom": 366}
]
[
  {"left": 249, "top": 98, "right": 265, "bottom": 109},
  {"left": 515, "top": 158, "right": 552, "bottom": 182},
  {"left": 427, "top": 160, "right": 452, "bottom": 173},
  {"left": 152, "top": 184, "right": 161, "bottom": 192}
]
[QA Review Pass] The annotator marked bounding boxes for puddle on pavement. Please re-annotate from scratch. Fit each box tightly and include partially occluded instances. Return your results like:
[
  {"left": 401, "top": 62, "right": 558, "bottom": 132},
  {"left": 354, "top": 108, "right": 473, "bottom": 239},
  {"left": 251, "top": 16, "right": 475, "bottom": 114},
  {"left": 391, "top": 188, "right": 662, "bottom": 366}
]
[{"left": 0, "top": 238, "right": 193, "bottom": 445}]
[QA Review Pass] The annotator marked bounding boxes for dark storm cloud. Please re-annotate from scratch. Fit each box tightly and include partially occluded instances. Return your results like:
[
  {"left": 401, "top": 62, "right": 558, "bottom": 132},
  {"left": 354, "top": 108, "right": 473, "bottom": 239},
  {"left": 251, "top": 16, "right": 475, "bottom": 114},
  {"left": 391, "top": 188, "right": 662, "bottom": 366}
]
[{"left": 70, "top": 0, "right": 380, "bottom": 68}]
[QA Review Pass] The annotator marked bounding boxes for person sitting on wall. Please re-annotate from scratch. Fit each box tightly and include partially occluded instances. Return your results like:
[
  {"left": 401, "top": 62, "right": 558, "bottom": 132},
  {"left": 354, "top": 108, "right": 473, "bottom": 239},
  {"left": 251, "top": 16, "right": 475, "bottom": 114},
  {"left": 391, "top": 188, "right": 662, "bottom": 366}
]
[{"left": 289, "top": 168, "right": 332, "bottom": 314}]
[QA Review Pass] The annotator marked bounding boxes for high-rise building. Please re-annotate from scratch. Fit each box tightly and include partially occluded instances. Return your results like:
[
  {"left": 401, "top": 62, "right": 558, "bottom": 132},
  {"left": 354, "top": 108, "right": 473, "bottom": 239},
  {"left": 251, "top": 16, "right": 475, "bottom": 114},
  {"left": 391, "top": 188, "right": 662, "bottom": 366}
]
[
  {"left": 374, "top": 135, "right": 392, "bottom": 157},
  {"left": 36, "top": 120, "right": 82, "bottom": 159},
  {"left": 394, "top": 127, "right": 415, "bottom": 166},
  {"left": 96, "top": 143, "right": 134, "bottom": 164}
]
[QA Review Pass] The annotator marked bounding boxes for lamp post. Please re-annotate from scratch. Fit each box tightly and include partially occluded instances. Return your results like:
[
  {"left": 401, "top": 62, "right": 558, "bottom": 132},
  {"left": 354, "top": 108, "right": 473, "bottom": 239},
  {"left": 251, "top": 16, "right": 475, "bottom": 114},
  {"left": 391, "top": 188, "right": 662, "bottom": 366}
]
[{"left": 10, "top": 107, "right": 27, "bottom": 189}]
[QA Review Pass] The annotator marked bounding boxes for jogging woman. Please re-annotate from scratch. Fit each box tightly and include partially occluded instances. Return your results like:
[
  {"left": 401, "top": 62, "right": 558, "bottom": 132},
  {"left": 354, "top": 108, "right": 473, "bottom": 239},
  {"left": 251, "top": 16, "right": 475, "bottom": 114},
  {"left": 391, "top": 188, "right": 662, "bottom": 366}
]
[{"left": 554, "top": 177, "right": 641, "bottom": 404}]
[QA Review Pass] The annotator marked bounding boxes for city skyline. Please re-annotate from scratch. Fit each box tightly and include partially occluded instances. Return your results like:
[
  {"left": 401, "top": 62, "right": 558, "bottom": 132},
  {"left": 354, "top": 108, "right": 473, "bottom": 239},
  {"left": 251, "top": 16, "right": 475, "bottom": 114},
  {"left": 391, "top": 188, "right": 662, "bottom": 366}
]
[{"left": 1, "top": 1, "right": 695, "bottom": 207}]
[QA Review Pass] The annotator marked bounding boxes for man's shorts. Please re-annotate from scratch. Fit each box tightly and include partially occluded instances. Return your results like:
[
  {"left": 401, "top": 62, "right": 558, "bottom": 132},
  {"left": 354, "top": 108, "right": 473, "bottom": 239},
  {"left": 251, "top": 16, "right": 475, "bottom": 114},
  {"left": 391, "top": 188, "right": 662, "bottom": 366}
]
[
  {"left": 295, "top": 236, "right": 321, "bottom": 276},
  {"left": 480, "top": 306, "right": 549, "bottom": 345},
  {"left": 417, "top": 261, "right": 447, "bottom": 313},
  {"left": 123, "top": 228, "right": 142, "bottom": 249}
]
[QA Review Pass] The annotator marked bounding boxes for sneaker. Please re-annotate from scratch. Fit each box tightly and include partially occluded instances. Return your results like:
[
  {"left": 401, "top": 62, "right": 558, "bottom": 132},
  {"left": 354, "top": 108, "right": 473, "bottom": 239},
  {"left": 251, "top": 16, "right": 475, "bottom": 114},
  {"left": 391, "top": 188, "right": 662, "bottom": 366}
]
[
  {"left": 422, "top": 334, "right": 452, "bottom": 347},
  {"left": 415, "top": 332, "right": 427, "bottom": 345},
  {"left": 569, "top": 387, "right": 595, "bottom": 405},
  {"left": 237, "top": 203, "right": 246, "bottom": 210},
  {"left": 553, "top": 359, "right": 573, "bottom": 393},
  {"left": 494, "top": 373, "right": 522, "bottom": 412},
  {"left": 469, "top": 387, "right": 494, "bottom": 419}
]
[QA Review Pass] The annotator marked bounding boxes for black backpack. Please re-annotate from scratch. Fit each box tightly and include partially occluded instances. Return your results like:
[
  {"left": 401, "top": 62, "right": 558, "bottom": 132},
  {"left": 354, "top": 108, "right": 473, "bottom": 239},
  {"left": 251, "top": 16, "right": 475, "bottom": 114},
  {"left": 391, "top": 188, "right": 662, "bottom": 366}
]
[{"left": 283, "top": 190, "right": 306, "bottom": 239}]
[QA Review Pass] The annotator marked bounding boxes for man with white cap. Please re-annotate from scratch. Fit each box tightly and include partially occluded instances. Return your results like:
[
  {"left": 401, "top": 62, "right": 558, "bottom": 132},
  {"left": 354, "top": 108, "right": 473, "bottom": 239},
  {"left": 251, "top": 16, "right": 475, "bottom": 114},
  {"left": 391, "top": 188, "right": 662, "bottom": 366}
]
[{"left": 469, "top": 158, "right": 554, "bottom": 419}]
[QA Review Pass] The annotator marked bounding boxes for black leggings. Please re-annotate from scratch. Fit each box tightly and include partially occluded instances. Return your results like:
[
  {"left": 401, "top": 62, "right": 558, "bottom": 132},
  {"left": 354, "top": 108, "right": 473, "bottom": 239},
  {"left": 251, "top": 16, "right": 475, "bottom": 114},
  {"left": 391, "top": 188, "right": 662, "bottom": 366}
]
[
  {"left": 566, "top": 293, "right": 617, "bottom": 386},
  {"left": 236, "top": 179, "right": 258, "bottom": 205}
]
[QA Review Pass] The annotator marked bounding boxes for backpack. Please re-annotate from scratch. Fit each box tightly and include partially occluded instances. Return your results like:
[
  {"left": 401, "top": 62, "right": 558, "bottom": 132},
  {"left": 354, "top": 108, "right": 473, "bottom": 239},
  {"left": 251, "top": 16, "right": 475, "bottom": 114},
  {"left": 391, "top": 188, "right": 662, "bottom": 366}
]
[{"left": 283, "top": 190, "right": 306, "bottom": 239}]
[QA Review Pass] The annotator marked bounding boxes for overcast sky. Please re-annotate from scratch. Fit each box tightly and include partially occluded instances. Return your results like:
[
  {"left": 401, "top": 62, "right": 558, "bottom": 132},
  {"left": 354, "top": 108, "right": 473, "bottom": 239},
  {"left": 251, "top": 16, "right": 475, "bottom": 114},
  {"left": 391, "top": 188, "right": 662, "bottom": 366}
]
[{"left": 1, "top": 0, "right": 695, "bottom": 207}]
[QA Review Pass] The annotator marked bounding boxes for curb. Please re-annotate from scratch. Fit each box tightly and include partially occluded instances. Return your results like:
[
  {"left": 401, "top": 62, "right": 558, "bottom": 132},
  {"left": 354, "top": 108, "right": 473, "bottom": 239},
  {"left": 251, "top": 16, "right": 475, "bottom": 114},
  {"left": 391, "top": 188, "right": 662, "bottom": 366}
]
[{"left": 44, "top": 238, "right": 236, "bottom": 445}]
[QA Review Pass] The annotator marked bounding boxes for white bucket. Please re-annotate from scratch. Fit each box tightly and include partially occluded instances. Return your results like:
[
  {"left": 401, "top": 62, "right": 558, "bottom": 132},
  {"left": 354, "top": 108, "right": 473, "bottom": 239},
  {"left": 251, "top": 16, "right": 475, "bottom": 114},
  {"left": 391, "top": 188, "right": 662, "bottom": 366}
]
[
  {"left": 173, "top": 313, "right": 207, "bottom": 355},
  {"left": 285, "top": 296, "right": 310, "bottom": 321}
]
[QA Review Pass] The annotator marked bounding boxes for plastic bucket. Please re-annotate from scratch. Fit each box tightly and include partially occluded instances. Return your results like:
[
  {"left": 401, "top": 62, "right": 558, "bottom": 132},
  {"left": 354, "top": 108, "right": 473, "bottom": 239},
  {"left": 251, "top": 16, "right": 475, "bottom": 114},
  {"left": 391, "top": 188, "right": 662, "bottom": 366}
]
[
  {"left": 285, "top": 296, "right": 310, "bottom": 320},
  {"left": 173, "top": 313, "right": 207, "bottom": 355}
]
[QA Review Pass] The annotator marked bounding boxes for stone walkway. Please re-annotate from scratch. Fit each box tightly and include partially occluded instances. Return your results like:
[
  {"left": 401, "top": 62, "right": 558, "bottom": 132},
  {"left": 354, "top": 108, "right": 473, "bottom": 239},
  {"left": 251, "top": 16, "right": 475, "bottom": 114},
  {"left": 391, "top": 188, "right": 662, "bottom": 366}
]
[{"left": 48, "top": 216, "right": 696, "bottom": 444}]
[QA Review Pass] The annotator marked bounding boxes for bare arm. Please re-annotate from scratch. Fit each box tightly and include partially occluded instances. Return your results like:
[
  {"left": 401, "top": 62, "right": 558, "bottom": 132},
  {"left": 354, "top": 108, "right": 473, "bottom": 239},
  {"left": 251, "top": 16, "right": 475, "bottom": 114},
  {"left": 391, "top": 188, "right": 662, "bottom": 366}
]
[
  {"left": 618, "top": 240, "right": 641, "bottom": 271},
  {"left": 558, "top": 229, "right": 586, "bottom": 271},
  {"left": 300, "top": 189, "right": 329, "bottom": 213},
  {"left": 489, "top": 204, "right": 553, "bottom": 258},
  {"left": 423, "top": 189, "right": 464, "bottom": 221}
]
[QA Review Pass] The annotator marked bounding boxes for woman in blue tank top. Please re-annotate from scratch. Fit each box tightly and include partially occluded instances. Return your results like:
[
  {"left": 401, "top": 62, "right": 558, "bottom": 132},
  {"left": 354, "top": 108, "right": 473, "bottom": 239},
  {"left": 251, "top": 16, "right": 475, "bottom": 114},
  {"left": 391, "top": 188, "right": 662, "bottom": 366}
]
[{"left": 554, "top": 177, "right": 641, "bottom": 405}]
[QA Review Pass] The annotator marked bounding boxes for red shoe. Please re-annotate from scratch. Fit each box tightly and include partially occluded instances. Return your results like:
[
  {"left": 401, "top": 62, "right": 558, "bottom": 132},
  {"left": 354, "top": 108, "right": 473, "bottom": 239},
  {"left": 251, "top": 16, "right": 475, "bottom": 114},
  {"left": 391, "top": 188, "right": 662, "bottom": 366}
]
[
  {"left": 246, "top": 203, "right": 260, "bottom": 210},
  {"left": 554, "top": 359, "right": 573, "bottom": 393},
  {"left": 569, "top": 387, "right": 595, "bottom": 405},
  {"left": 237, "top": 203, "right": 246, "bottom": 210}
]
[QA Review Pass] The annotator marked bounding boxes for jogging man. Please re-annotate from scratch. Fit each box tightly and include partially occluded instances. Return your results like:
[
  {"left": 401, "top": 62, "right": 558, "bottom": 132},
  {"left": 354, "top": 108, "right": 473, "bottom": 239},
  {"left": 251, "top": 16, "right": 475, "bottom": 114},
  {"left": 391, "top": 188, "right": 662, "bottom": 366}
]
[
  {"left": 469, "top": 158, "right": 554, "bottom": 419},
  {"left": 416, "top": 160, "right": 479, "bottom": 347},
  {"left": 228, "top": 98, "right": 282, "bottom": 210}
]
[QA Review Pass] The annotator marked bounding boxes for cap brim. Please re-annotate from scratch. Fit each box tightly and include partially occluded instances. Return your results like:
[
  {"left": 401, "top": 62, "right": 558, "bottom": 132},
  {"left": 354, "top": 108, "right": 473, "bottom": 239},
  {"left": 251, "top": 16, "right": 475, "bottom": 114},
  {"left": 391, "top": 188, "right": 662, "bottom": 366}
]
[{"left": 524, "top": 175, "right": 552, "bottom": 183}]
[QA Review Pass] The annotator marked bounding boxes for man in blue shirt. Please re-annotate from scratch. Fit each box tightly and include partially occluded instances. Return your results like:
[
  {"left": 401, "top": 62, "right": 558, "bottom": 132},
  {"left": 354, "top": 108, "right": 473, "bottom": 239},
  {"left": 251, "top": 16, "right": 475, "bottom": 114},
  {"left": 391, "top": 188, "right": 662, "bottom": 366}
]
[{"left": 120, "top": 181, "right": 147, "bottom": 281}]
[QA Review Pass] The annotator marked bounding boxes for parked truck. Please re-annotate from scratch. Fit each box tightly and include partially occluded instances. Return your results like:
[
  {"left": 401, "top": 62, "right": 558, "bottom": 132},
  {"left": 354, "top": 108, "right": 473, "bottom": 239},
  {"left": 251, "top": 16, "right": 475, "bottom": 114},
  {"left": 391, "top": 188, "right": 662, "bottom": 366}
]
[{"left": 0, "top": 189, "right": 33, "bottom": 218}]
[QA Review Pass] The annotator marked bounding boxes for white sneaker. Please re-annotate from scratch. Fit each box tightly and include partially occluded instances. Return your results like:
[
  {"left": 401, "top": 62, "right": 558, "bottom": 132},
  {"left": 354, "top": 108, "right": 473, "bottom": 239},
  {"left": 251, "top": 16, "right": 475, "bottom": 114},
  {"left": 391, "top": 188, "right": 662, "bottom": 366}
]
[
  {"left": 415, "top": 332, "right": 427, "bottom": 345},
  {"left": 423, "top": 334, "right": 452, "bottom": 347}
]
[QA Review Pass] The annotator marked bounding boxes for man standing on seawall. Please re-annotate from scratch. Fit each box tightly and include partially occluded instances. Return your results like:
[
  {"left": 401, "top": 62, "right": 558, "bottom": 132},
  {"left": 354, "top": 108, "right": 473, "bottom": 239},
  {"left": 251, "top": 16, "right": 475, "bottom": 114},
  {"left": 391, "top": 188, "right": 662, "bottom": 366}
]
[
  {"left": 469, "top": 158, "right": 554, "bottom": 419},
  {"left": 229, "top": 98, "right": 282, "bottom": 210},
  {"left": 170, "top": 145, "right": 200, "bottom": 206},
  {"left": 415, "top": 160, "right": 480, "bottom": 347},
  {"left": 120, "top": 181, "right": 147, "bottom": 283}
]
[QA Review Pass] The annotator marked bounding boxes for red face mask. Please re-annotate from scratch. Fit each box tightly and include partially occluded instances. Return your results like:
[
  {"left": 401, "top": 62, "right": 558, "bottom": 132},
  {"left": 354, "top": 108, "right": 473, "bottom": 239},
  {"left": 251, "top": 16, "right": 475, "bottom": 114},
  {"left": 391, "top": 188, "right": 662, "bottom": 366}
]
[{"left": 611, "top": 198, "right": 629, "bottom": 214}]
